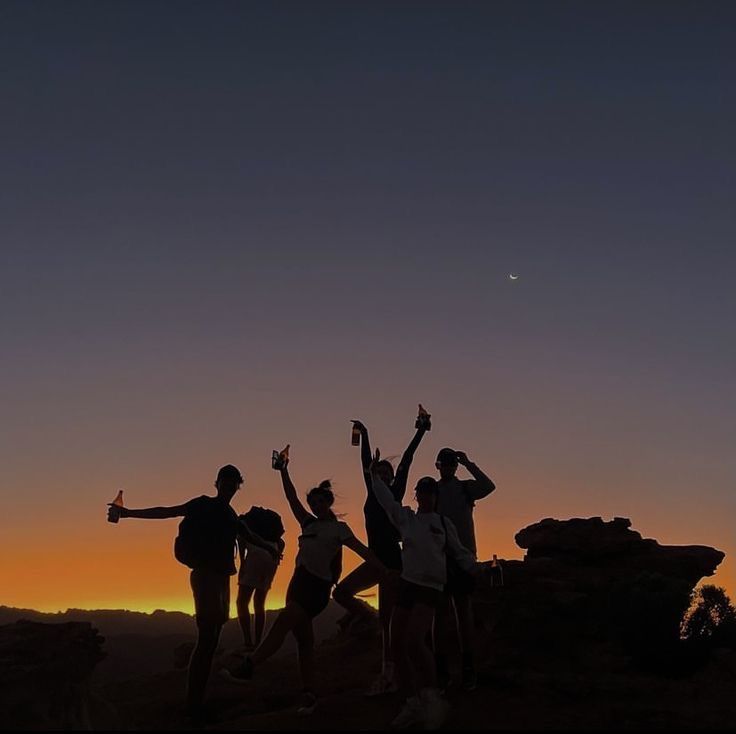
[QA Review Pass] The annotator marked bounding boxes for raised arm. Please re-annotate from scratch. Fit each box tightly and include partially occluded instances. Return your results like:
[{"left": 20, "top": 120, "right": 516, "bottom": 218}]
[
  {"left": 456, "top": 451, "right": 496, "bottom": 500},
  {"left": 111, "top": 504, "right": 188, "bottom": 520},
  {"left": 351, "top": 420, "right": 373, "bottom": 494},
  {"left": 278, "top": 465, "right": 313, "bottom": 526},
  {"left": 392, "top": 426, "right": 427, "bottom": 501},
  {"left": 368, "top": 468, "right": 406, "bottom": 530}
]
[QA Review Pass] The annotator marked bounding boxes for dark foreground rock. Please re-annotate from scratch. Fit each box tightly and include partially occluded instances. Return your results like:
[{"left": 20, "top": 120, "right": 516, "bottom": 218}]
[{"left": 0, "top": 619, "right": 113, "bottom": 730}]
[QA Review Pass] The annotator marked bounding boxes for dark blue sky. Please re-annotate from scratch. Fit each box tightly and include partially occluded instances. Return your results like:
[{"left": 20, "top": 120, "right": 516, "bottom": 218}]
[{"left": 1, "top": 1, "right": 734, "bottom": 609}]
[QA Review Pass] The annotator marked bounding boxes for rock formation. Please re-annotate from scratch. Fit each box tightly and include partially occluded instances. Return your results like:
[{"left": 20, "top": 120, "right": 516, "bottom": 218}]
[
  {"left": 0, "top": 620, "right": 107, "bottom": 730},
  {"left": 475, "top": 517, "right": 725, "bottom": 669}
]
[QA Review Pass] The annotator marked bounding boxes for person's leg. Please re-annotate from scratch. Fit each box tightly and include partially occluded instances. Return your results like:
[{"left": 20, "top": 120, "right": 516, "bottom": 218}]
[
  {"left": 253, "top": 587, "right": 269, "bottom": 647},
  {"left": 236, "top": 586, "right": 255, "bottom": 648},
  {"left": 251, "top": 602, "right": 305, "bottom": 666},
  {"left": 293, "top": 615, "right": 316, "bottom": 693},
  {"left": 332, "top": 561, "right": 380, "bottom": 620},
  {"left": 378, "top": 577, "right": 398, "bottom": 668},
  {"left": 186, "top": 570, "right": 227, "bottom": 712},
  {"left": 186, "top": 622, "right": 222, "bottom": 713},
  {"left": 390, "top": 603, "right": 415, "bottom": 699},
  {"left": 432, "top": 593, "right": 453, "bottom": 688},
  {"left": 407, "top": 603, "right": 438, "bottom": 691},
  {"left": 454, "top": 591, "right": 477, "bottom": 688},
  {"left": 410, "top": 600, "right": 449, "bottom": 730}
]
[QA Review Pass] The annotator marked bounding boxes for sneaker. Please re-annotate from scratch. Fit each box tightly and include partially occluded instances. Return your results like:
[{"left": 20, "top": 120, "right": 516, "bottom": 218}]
[
  {"left": 436, "top": 670, "right": 452, "bottom": 695},
  {"left": 420, "top": 688, "right": 450, "bottom": 731},
  {"left": 390, "top": 697, "right": 422, "bottom": 730},
  {"left": 365, "top": 671, "right": 399, "bottom": 697},
  {"left": 220, "top": 656, "right": 253, "bottom": 684},
  {"left": 461, "top": 666, "right": 477, "bottom": 692},
  {"left": 296, "top": 690, "right": 318, "bottom": 716}
]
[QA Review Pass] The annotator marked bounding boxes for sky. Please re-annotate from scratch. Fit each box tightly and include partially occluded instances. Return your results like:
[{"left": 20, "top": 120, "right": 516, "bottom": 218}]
[{"left": 1, "top": 0, "right": 734, "bottom": 614}]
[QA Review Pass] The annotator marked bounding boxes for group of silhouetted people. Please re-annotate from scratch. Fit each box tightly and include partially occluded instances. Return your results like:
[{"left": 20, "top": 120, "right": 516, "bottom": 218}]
[{"left": 107, "top": 406, "right": 496, "bottom": 730}]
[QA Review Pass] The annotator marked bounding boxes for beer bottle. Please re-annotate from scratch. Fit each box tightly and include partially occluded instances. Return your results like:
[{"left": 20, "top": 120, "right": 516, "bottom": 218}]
[
  {"left": 415, "top": 403, "right": 432, "bottom": 431},
  {"left": 108, "top": 490, "right": 124, "bottom": 524}
]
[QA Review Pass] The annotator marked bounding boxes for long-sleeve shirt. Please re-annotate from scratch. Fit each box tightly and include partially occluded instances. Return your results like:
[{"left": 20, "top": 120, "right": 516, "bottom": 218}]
[
  {"left": 436, "top": 477, "right": 493, "bottom": 555},
  {"left": 371, "top": 476, "right": 477, "bottom": 591}
]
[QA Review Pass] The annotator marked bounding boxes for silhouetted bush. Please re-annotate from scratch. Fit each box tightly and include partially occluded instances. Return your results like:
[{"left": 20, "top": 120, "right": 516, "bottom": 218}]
[{"left": 680, "top": 585, "right": 736, "bottom": 649}]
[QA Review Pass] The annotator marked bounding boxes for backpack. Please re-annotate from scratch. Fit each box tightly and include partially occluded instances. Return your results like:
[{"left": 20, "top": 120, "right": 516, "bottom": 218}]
[
  {"left": 174, "top": 496, "right": 237, "bottom": 571},
  {"left": 240, "top": 506, "right": 286, "bottom": 543}
]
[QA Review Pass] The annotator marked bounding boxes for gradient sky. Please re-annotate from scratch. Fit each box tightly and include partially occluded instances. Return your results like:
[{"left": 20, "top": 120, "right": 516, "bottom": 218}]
[{"left": 1, "top": 0, "right": 734, "bottom": 614}]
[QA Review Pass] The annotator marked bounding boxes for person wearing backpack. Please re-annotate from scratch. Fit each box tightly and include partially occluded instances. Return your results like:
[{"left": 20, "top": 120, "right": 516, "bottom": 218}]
[
  {"left": 107, "top": 464, "right": 272, "bottom": 724},
  {"left": 433, "top": 448, "right": 496, "bottom": 692},
  {"left": 223, "top": 450, "right": 389, "bottom": 717},
  {"left": 368, "top": 462, "right": 481, "bottom": 731},
  {"left": 236, "top": 507, "right": 286, "bottom": 651}
]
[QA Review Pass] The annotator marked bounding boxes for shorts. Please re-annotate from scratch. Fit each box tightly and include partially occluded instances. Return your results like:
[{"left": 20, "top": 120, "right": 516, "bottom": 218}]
[
  {"left": 238, "top": 553, "right": 278, "bottom": 591},
  {"left": 190, "top": 569, "right": 230, "bottom": 628},
  {"left": 445, "top": 561, "right": 477, "bottom": 597},
  {"left": 286, "top": 566, "right": 332, "bottom": 618},
  {"left": 395, "top": 579, "right": 442, "bottom": 611}
]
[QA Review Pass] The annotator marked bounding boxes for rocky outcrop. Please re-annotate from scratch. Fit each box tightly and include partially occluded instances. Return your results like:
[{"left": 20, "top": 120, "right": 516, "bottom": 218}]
[
  {"left": 475, "top": 517, "right": 725, "bottom": 669},
  {"left": 0, "top": 620, "right": 107, "bottom": 730}
]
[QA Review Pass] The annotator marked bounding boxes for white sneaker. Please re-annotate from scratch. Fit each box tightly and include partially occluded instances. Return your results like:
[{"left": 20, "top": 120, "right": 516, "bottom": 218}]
[
  {"left": 420, "top": 688, "right": 450, "bottom": 731},
  {"left": 390, "top": 697, "right": 422, "bottom": 730},
  {"left": 296, "top": 691, "right": 318, "bottom": 716}
]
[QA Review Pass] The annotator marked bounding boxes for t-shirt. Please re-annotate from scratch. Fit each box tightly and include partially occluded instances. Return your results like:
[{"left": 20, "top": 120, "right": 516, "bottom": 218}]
[
  {"left": 182, "top": 495, "right": 240, "bottom": 575},
  {"left": 371, "top": 477, "right": 476, "bottom": 591},
  {"left": 436, "top": 478, "right": 489, "bottom": 555},
  {"left": 295, "top": 517, "right": 355, "bottom": 583}
]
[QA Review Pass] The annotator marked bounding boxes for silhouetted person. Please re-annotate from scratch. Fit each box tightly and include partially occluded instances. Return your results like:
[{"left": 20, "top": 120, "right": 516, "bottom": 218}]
[
  {"left": 223, "top": 451, "right": 388, "bottom": 716},
  {"left": 433, "top": 448, "right": 496, "bottom": 691},
  {"left": 333, "top": 414, "right": 428, "bottom": 695},
  {"left": 369, "top": 463, "right": 481, "bottom": 730},
  {"left": 107, "top": 464, "right": 270, "bottom": 724},
  {"left": 236, "top": 511, "right": 285, "bottom": 651}
]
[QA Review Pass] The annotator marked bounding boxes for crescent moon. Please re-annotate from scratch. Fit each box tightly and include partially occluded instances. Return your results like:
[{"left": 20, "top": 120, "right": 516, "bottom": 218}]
[{"left": 509, "top": 273, "right": 519, "bottom": 280}]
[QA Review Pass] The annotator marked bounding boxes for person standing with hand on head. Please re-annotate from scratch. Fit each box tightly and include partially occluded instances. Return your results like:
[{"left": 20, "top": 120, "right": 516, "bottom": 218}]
[{"left": 433, "top": 448, "right": 496, "bottom": 692}]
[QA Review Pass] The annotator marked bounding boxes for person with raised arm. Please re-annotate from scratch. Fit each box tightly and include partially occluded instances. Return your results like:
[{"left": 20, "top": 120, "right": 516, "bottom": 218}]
[
  {"left": 433, "top": 447, "right": 496, "bottom": 692},
  {"left": 223, "top": 447, "right": 388, "bottom": 717},
  {"left": 107, "top": 464, "right": 273, "bottom": 725},
  {"left": 333, "top": 406, "right": 430, "bottom": 696},
  {"left": 369, "top": 459, "right": 481, "bottom": 731}
]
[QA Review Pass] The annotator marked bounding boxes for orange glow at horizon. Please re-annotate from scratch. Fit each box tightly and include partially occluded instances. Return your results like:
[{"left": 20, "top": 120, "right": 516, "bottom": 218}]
[{"left": 3, "top": 463, "right": 732, "bottom": 616}]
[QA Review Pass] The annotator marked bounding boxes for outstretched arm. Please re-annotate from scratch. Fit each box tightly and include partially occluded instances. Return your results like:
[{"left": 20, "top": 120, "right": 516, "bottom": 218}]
[
  {"left": 279, "top": 466, "right": 313, "bottom": 526},
  {"left": 112, "top": 504, "right": 188, "bottom": 520},
  {"left": 456, "top": 451, "right": 496, "bottom": 500}
]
